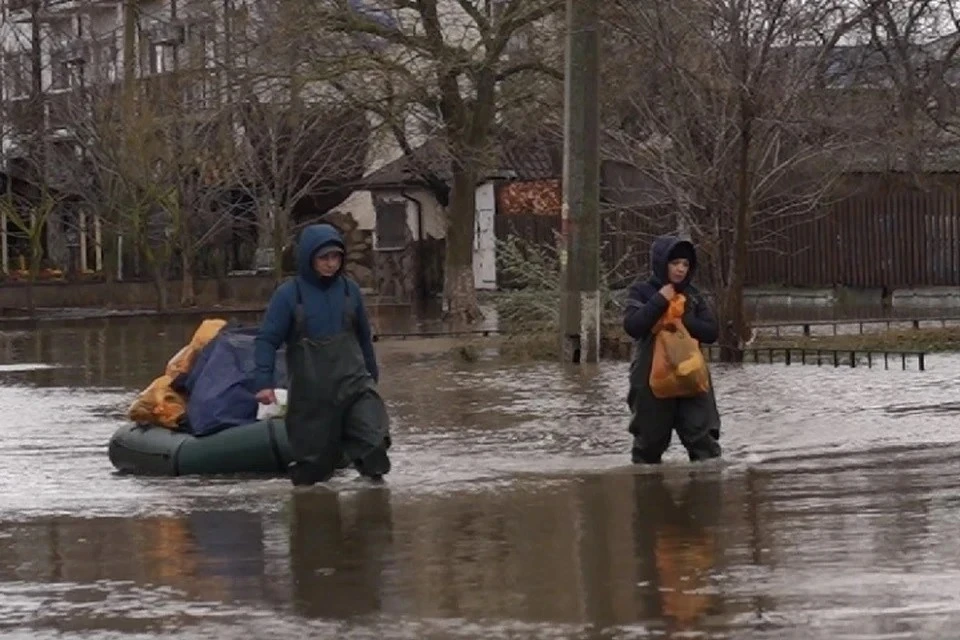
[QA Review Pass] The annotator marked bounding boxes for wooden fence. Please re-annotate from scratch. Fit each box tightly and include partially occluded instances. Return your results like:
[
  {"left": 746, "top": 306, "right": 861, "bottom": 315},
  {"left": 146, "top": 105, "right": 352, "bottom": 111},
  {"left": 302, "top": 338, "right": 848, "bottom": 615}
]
[
  {"left": 748, "top": 188, "right": 960, "bottom": 287},
  {"left": 495, "top": 186, "right": 960, "bottom": 288}
]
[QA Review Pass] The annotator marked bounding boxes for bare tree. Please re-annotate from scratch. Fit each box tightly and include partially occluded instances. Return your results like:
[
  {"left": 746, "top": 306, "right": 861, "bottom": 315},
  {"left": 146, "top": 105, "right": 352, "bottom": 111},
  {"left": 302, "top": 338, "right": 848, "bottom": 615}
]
[
  {"left": 603, "top": 0, "right": 877, "bottom": 360},
  {"left": 164, "top": 0, "right": 370, "bottom": 284},
  {"left": 0, "top": 0, "right": 78, "bottom": 313},
  {"left": 846, "top": 0, "right": 960, "bottom": 173},
  {"left": 67, "top": 75, "right": 237, "bottom": 310},
  {"left": 0, "top": 177, "right": 63, "bottom": 315},
  {"left": 227, "top": 98, "right": 370, "bottom": 282},
  {"left": 54, "top": 0, "right": 251, "bottom": 308},
  {"left": 78, "top": 92, "right": 178, "bottom": 309},
  {"left": 295, "top": 0, "right": 564, "bottom": 322}
]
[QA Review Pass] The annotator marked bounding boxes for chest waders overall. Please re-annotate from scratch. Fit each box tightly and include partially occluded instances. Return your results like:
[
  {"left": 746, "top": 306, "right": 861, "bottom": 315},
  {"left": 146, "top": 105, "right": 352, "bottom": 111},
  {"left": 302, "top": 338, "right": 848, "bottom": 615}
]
[
  {"left": 285, "top": 279, "right": 391, "bottom": 486},
  {"left": 627, "top": 346, "right": 721, "bottom": 464}
]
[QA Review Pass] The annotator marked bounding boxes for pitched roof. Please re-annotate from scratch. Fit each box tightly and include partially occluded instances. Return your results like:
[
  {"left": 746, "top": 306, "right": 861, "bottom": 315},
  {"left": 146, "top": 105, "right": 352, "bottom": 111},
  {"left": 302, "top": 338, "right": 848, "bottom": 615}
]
[{"left": 362, "top": 131, "right": 563, "bottom": 189}]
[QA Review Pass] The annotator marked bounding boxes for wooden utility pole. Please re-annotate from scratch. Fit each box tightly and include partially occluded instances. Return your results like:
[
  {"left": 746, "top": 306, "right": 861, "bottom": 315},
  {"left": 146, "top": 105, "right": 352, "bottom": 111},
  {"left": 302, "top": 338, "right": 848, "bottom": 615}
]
[
  {"left": 122, "top": 0, "right": 138, "bottom": 109},
  {"left": 559, "top": 0, "right": 601, "bottom": 364},
  {"left": 29, "top": 0, "right": 45, "bottom": 183}
]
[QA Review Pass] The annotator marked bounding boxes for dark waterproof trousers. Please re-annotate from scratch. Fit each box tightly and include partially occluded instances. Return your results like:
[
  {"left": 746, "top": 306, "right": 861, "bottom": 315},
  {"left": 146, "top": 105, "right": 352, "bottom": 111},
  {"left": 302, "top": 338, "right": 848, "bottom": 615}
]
[
  {"left": 285, "top": 303, "right": 391, "bottom": 486},
  {"left": 627, "top": 340, "right": 721, "bottom": 463}
]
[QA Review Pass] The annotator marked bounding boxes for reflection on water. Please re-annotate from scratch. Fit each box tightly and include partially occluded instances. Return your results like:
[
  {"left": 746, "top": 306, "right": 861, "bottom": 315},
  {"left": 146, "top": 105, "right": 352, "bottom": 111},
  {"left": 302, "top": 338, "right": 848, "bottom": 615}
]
[
  {"left": 3, "top": 317, "right": 960, "bottom": 637},
  {"left": 290, "top": 489, "right": 394, "bottom": 619},
  {"left": 638, "top": 474, "right": 723, "bottom": 632},
  {"left": 2, "top": 461, "right": 960, "bottom": 638},
  {"left": 0, "top": 473, "right": 731, "bottom": 635}
]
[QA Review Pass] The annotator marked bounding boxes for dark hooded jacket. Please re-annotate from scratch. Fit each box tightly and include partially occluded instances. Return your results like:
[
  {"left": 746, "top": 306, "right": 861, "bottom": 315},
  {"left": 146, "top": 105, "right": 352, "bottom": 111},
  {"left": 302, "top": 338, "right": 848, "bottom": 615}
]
[
  {"left": 253, "top": 224, "right": 379, "bottom": 392},
  {"left": 623, "top": 235, "right": 718, "bottom": 344},
  {"left": 622, "top": 235, "right": 721, "bottom": 445}
]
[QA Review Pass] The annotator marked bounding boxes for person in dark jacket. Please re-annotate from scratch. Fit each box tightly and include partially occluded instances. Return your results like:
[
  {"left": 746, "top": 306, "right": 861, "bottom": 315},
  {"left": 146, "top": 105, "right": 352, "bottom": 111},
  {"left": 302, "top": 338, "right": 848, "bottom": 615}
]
[
  {"left": 623, "top": 235, "right": 721, "bottom": 463},
  {"left": 254, "top": 223, "right": 391, "bottom": 485}
]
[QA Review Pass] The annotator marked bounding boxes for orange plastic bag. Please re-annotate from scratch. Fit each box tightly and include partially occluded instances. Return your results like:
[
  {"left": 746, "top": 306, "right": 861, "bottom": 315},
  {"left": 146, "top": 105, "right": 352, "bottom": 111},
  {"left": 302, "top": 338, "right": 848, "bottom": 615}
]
[
  {"left": 127, "top": 375, "right": 187, "bottom": 429},
  {"left": 163, "top": 319, "right": 226, "bottom": 378},
  {"left": 649, "top": 294, "right": 710, "bottom": 399},
  {"left": 164, "top": 345, "right": 196, "bottom": 378},
  {"left": 189, "top": 319, "right": 226, "bottom": 351}
]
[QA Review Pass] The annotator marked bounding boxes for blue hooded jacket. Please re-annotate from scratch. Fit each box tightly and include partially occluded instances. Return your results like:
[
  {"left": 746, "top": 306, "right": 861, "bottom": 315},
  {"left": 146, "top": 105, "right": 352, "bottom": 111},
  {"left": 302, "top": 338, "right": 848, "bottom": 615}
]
[{"left": 253, "top": 223, "right": 379, "bottom": 392}]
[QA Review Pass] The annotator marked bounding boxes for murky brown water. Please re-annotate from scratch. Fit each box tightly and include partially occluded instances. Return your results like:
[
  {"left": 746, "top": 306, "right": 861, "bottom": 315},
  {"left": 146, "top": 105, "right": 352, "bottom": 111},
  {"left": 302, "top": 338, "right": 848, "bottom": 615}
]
[{"left": 3, "top": 314, "right": 960, "bottom": 639}]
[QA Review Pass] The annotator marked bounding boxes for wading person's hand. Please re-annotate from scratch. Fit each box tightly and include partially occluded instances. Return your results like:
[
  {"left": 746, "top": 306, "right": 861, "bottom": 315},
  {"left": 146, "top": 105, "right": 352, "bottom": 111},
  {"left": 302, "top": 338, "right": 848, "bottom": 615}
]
[{"left": 256, "top": 389, "right": 277, "bottom": 405}]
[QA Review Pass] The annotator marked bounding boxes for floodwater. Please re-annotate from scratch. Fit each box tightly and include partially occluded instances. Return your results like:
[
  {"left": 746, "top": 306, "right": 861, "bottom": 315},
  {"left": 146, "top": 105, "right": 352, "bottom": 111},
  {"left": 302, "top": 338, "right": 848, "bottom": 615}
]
[{"left": 2, "top": 314, "right": 960, "bottom": 639}]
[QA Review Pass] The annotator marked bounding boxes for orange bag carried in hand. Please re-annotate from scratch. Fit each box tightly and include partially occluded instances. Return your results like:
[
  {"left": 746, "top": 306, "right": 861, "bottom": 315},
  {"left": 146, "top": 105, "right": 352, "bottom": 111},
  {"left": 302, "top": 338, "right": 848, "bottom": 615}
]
[{"left": 649, "top": 294, "right": 710, "bottom": 399}]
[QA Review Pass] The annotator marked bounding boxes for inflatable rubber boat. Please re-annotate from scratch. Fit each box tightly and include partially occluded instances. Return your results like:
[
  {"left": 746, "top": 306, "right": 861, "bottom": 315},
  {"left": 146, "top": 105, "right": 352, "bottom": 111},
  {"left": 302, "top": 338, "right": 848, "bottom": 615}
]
[{"left": 108, "top": 418, "right": 294, "bottom": 476}]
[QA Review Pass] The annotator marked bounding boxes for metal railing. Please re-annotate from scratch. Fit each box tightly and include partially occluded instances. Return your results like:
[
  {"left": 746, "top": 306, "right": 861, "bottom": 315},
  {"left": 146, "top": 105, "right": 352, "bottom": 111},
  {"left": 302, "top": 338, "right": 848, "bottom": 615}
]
[
  {"left": 704, "top": 345, "right": 926, "bottom": 371},
  {"left": 753, "top": 316, "right": 960, "bottom": 337}
]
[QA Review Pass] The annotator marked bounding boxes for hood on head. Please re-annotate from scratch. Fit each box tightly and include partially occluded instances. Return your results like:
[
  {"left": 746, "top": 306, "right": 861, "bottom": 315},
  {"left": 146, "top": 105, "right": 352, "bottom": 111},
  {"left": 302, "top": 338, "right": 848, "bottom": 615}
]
[
  {"left": 649, "top": 235, "right": 697, "bottom": 288},
  {"left": 297, "top": 223, "right": 345, "bottom": 283}
]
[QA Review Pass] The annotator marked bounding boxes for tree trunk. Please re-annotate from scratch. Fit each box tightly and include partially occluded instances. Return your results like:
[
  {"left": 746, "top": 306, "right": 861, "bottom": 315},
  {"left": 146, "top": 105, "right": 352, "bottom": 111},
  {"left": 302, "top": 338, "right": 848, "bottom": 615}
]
[
  {"left": 272, "top": 209, "right": 288, "bottom": 285},
  {"left": 26, "top": 233, "right": 43, "bottom": 317},
  {"left": 443, "top": 166, "right": 482, "bottom": 325},
  {"left": 152, "top": 267, "right": 168, "bottom": 312},
  {"left": 180, "top": 250, "right": 196, "bottom": 307},
  {"left": 257, "top": 205, "right": 274, "bottom": 251},
  {"left": 25, "top": 279, "right": 36, "bottom": 317},
  {"left": 719, "top": 111, "right": 754, "bottom": 363},
  {"left": 255, "top": 200, "right": 281, "bottom": 278},
  {"left": 215, "top": 242, "right": 230, "bottom": 301},
  {"left": 101, "top": 227, "right": 118, "bottom": 284}
]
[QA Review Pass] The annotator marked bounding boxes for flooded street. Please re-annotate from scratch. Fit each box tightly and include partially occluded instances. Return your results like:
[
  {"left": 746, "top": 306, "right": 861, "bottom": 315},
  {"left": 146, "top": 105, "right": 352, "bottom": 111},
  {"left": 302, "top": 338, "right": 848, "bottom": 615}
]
[{"left": 3, "top": 315, "right": 960, "bottom": 639}]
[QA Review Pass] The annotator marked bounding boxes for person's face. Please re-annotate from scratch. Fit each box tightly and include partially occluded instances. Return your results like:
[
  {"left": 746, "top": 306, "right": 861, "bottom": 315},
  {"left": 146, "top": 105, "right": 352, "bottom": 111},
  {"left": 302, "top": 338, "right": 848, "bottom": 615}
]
[
  {"left": 314, "top": 251, "right": 343, "bottom": 277},
  {"left": 667, "top": 258, "right": 690, "bottom": 285}
]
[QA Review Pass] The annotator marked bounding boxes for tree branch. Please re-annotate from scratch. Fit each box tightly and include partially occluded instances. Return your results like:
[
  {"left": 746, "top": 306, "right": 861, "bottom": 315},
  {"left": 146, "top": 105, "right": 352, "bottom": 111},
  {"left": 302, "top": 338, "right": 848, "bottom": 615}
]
[{"left": 496, "top": 61, "right": 564, "bottom": 82}]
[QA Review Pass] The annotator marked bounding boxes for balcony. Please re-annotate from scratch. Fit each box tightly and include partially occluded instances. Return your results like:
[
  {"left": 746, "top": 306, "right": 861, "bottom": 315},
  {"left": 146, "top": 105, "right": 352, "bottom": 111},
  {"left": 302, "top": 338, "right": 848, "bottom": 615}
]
[
  {"left": 4, "top": 98, "right": 40, "bottom": 133},
  {"left": 7, "top": 0, "right": 116, "bottom": 22},
  {"left": 6, "top": 0, "right": 33, "bottom": 12},
  {"left": 46, "top": 89, "right": 82, "bottom": 131},
  {"left": 140, "top": 74, "right": 178, "bottom": 110},
  {"left": 140, "top": 71, "right": 219, "bottom": 114}
]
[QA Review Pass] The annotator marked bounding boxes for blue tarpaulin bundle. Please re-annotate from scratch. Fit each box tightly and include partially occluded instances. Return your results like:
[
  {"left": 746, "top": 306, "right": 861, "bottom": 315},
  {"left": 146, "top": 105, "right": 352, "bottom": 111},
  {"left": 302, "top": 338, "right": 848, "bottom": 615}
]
[{"left": 171, "top": 326, "right": 287, "bottom": 437}]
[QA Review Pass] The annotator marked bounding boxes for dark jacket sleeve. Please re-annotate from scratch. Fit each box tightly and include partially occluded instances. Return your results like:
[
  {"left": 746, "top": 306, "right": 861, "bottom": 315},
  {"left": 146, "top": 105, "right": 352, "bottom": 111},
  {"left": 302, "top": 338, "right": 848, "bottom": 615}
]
[
  {"left": 351, "top": 281, "right": 380, "bottom": 383},
  {"left": 683, "top": 293, "right": 719, "bottom": 344},
  {"left": 623, "top": 281, "right": 669, "bottom": 340},
  {"left": 253, "top": 282, "right": 295, "bottom": 392}
]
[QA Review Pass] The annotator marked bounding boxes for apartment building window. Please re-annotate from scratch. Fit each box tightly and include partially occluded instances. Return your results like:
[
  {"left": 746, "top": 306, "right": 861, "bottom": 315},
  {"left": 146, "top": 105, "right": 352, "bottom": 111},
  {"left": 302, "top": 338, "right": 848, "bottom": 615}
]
[
  {"left": 182, "top": 75, "right": 213, "bottom": 110},
  {"left": 3, "top": 51, "right": 31, "bottom": 98},
  {"left": 148, "top": 43, "right": 174, "bottom": 75},
  {"left": 49, "top": 48, "right": 72, "bottom": 91},
  {"left": 92, "top": 38, "right": 118, "bottom": 83},
  {"left": 487, "top": 0, "right": 531, "bottom": 55},
  {"left": 488, "top": 0, "right": 510, "bottom": 21},
  {"left": 185, "top": 21, "right": 215, "bottom": 70},
  {"left": 349, "top": 0, "right": 398, "bottom": 30},
  {"left": 225, "top": 4, "right": 250, "bottom": 67}
]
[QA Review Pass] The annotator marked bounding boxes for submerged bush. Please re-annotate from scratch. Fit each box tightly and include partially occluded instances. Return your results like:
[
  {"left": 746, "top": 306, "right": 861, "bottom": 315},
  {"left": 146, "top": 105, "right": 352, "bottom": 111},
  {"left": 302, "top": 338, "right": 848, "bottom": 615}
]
[{"left": 492, "top": 234, "right": 629, "bottom": 359}]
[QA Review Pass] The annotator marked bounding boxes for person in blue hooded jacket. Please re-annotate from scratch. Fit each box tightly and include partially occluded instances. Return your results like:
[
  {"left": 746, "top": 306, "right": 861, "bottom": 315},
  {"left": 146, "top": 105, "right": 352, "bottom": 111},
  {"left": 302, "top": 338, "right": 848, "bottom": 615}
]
[
  {"left": 254, "top": 223, "right": 391, "bottom": 485},
  {"left": 623, "top": 235, "right": 721, "bottom": 464}
]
